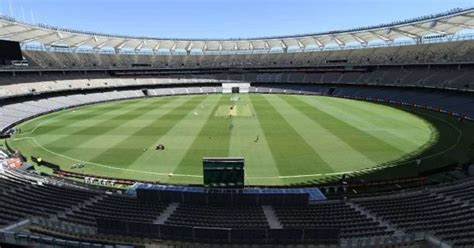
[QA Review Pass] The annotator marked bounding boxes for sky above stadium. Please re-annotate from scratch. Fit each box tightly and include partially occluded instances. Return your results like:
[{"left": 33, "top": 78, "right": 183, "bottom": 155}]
[{"left": 1, "top": 0, "right": 472, "bottom": 39}]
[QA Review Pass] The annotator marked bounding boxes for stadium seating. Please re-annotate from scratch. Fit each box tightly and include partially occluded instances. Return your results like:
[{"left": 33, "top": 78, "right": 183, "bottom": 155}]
[
  {"left": 349, "top": 185, "right": 474, "bottom": 246},
  {"left": 0, "top": 170, "right": 99, "bottom": 228},
  {"left": 3, "top": 167, "right": 474, "bottom": 246},
  {"left": 273, "top": 201, "right": 392, "bottom": 238},
  {"left": 355, "top": 192, "right": 472, "bottom": 232},
  {"left": 58, "top": 194, "right": 169, "bottom": 227},
  {"left": 165, "top": 204, "right": 269, "bottom": 229},
  {"left": 19, "top": 40, "right": 474, "bottom": 69}
]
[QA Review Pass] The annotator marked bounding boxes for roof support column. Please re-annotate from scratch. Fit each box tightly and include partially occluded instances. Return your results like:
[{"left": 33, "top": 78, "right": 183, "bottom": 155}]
[
  {"left": 281, "top": 40, "right": 288, "bottom": 53},
  {"left": 415, "top": 37, "right": 423, "bottom": 44}
]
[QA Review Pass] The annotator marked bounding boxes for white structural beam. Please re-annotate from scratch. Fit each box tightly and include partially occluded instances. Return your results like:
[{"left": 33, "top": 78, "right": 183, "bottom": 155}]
[
  {"left": 49, "top": 35, "right": 80, "bottom": 46},
  {"left": 170, "top": 42, "right": 177, "bottom": 51},
  {"left": 70, "top": 37, "right": 94, "bottom": 48},
  {"left": 20, "top": 32, "right": 58, "bottom": 43},
  {"left": 280, "top": 40, "right": 288, "bottom": 52},
  {"left": 312, "top": 37, "right": 324, "bottom": 49},
  {"left": 351, "top": 34, "right": 368, "bottom": 45},
  {"left": 94, "top": 41, "right": 107, "bottom": 49},
  {"left": 0, "top": 23, "right": 17, "bottom": 29},
  {"left": 459, "top": 12, "right": 474, "bottom": 18},
  {"left": 370, "top": 32, "right": 392, "bottom": 42},
  {"left": 414, "top": 24, "right": 448, "bottom": 35},
  {"left": 264, "top": 41, "right": 270, "bottom": 50},
  {"left": 153, "top": 42, "right": 161, "bottom": 52},
  {"left": 115, "top": 40, "right": 129, "bottom": 50},
  {"left": 296, "top": 39, "right": 305, "bottom": 49},
  {"left": 69, "top": 40, "right": 87, "bottom": 48},
  {"left": 0, "top": 28, "right": 35, "bottom": 38},
  {"left": 390, "top": 28, "right": 420, "bottom": 39},
  {"left": 135, "top": 40, "right": 146, "bottom": 51},
  {"left": 438, "top": 20, "right": 472, "bottom": 29},
  {"left": 185, "top": 42, "right": 193, "bottom": 52},
  {"left": 332, "top": 36, "right": 345, "bottom": 46},
  {"left": 48, "top": 39, "right": 68, "bottom": 46}
]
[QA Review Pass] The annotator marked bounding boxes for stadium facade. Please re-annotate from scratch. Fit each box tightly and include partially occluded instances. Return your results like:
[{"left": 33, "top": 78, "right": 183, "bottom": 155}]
[{"left": 0, "top": 7, "right": 473, "bottom": 247}]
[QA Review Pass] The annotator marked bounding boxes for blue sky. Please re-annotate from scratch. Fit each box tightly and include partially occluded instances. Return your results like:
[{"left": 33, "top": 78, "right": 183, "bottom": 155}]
[{"left": 1, "top": 0, "right": 472, "bottom": 39}]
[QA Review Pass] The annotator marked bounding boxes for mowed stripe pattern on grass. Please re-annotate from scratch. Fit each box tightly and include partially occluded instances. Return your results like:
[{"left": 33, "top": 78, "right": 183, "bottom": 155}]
[
  {"left": 228, "top": 94, "right": 282, "bottom": 185},
  {"left": 251, "top": 94, "right": 333, "bottom": 175},
  {"left": 88, "top": 96, "right": 206, "bottom": 168},
  {"left": 9, "top": 94, "right": 434, "bottom": 185},
  {"left": 38, "top": 98, "right": 173, "bottom": 155},
  {"left": 132, "top": 95, "right": 224, "bottom": 182},
  {"left": 272, "top": 95, "right": 376, "bottom": 172},
  {"left": 172, "top": 95, "right": 231, "bottom": 177},
  {"left": 281, "top": 95, "right": 407, "bottom": 167}
]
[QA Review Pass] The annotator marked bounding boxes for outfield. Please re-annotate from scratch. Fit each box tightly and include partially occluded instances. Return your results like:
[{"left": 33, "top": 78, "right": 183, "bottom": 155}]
[{"left": 9, "top": 94, "right": 441, "bottom": 185}]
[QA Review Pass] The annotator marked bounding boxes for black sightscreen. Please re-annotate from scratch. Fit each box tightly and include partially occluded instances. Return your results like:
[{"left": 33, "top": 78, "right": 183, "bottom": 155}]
[
  {"left": 0, "top": 40, "right": 22, "bottom": 65},
  {"left": 203, "top": 157, "right": 244, "bottom": 188}
]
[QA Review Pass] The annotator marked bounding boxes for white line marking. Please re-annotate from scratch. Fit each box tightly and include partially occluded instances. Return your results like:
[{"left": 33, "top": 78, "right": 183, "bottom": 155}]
[
  {"left": 21, "top": 108, "right": 83, "bottom": 136},
  {"left": 15, "top": 137, "right": 202, "bottom": 178}
]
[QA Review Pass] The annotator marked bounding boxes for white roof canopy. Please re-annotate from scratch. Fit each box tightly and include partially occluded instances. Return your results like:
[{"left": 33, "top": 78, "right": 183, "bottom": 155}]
[{"left": 0, "top": 8, "right": 473, "bottom": 54}]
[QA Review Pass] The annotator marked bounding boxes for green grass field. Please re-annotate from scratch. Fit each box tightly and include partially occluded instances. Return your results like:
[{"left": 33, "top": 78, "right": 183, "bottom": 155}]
[{"left": 8, "top": 94, "right": 458, "bottom": 185}]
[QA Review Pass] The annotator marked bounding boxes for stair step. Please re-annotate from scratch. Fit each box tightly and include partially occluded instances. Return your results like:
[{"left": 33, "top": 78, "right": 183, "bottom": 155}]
[
  {"left": 154, "top": 202, "right": 179, "bottom": 224},
  {"left": 262, "top": 205, "right": 282, "bottom": 229}
]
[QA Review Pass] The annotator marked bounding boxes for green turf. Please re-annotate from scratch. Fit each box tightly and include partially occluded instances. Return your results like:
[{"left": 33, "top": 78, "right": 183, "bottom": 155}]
[{"left": 9, "top": 93, "right": 462, "bottom": 185}]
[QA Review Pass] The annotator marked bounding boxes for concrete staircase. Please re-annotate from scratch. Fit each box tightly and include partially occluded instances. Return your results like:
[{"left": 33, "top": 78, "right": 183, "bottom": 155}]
[
  {"left": 346, "top": 201, "right": 404, "bottom": 236},
  {"left": 262, "top": 205, "right": 282, "bottom": 229},
  {"left": 154, "top": 202, "right": 179, "bottom": 224},
  {"left": 55, "top": 194, "right": 106, "bottom": 219}
]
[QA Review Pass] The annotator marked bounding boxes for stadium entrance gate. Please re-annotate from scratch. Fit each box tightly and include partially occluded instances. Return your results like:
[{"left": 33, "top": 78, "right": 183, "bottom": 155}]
[{"left": 222, "top": 83, "right": 250, "bottom": 93}]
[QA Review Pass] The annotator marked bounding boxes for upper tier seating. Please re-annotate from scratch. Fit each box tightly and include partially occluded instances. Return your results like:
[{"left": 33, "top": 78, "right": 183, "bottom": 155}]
[{"left": 20, "top": 40, "right": 474, "bottom": 69}]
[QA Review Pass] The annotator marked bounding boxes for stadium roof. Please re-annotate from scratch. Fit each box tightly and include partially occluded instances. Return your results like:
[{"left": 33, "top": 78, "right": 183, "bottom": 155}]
[{"left": 0, "top": 7, "right": 473, "bottom": 53}]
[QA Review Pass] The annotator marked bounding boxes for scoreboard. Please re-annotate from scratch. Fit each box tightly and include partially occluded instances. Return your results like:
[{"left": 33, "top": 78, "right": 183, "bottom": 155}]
[
  {"left": 0, "top": 40, "right": 23, "bottom": 65},
  {"left": 203, "top": 157, "right": 244, "bottom": 188}
]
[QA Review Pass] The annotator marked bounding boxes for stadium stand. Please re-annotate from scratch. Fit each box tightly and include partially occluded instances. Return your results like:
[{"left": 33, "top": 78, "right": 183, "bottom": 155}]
[
  {"left": 58, "top": 194, "right": 169, "bottom": 227},
  {"left": 17, "top": 39, "right": 474, "bottom": 69},
  {"left": 0, "top": 7, "right": 473, "bottom": 247},
  {"left": 273, "top": 201, "right": 392, "bottom": 238},
  {"left": 165, "top": 204, "right": 269, "bottom": 229},
  {"left": 3, "top": 165, "right": 474, "bottom": 246}
]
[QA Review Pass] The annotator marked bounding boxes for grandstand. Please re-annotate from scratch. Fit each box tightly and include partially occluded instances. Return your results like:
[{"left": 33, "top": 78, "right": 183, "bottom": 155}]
[{"left": 0, "top": 6, "right": 473, "bottom": 248}]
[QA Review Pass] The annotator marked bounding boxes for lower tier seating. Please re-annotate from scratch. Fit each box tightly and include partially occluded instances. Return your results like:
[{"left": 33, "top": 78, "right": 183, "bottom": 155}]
[{"left": 165, "top": 204, "right": 269, "bottom": 229}]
